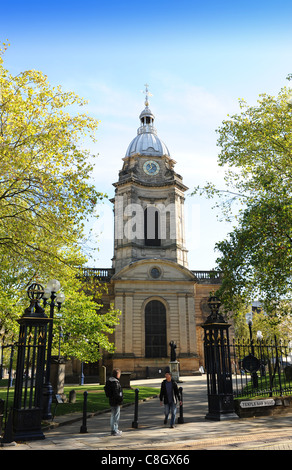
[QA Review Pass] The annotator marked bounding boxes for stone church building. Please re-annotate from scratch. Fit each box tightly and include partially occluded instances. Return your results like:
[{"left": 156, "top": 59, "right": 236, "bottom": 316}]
[{"left": 81, "top": 88, "right": 222, "bottom": 380}]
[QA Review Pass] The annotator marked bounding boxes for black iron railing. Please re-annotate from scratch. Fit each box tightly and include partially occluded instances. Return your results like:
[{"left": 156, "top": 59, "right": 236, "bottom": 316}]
[
  {"left": 0, "top": 335, "right": 16, "bottom": 433},
  {"left": 231, "top": 337, "right": 292, "bottom": 398}
]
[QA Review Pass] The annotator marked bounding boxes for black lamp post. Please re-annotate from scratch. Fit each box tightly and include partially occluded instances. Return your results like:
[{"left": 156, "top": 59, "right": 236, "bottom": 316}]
[
  {"left": 42, "top": 279, "right": 65, "bottom": 420},
  {"left": 202, "top": 295, "right": 238, "bottom": 420},
  {"left": 11, "top": 284, "right": 51, "bottom": 441},
  {"left": 243, "top": 312, "right": 260, "bottom": 387},
  {"left": 0, "top": 330, "right": 5, "bottom": 380}
]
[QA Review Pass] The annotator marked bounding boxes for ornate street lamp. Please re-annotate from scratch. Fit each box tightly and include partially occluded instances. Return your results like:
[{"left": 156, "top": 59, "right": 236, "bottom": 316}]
[
  {"left": 201, "top": 295, "right": 238, "bottom": 420},
  {"left": 243, "top": 311, "right": 260, "bottom": 387},
  {"left": 11, "top": 283, "right": 51, "bottom": 441},
  {"left": 42, "top": 280, "right": 65, "bottom": 420}
]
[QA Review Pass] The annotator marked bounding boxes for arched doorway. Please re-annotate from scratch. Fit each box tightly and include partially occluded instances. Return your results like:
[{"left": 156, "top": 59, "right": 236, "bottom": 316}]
[{"left": 145, "top": 300, "right": 167, "bottom": 357}]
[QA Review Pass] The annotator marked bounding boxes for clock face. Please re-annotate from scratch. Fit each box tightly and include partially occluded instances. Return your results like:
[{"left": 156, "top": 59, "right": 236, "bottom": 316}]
[{"left": 143, "top": 160, "right": 160, "bottom": 175}]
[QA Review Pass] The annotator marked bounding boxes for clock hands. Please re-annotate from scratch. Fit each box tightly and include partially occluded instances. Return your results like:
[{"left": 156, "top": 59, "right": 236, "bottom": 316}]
[{"left": 147, "top": 163, "right": 154, "bottom": 172}]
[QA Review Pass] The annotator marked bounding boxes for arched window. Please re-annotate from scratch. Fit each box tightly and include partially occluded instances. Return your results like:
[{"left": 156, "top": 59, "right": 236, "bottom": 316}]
[
  {"left": 144, "top": 207, "right": 161, "bottom": 246},
  {"left": 145, "top": 300, "right": 167, "bottom": 357}
]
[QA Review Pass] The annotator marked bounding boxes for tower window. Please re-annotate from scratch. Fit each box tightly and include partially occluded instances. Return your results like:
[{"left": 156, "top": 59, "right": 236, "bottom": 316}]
[
  {"left": 145, "top": 300, "right": 167, "bottom": 358},
  {"left": 144, "top": 207, "right": 161, "bottom": 246}
]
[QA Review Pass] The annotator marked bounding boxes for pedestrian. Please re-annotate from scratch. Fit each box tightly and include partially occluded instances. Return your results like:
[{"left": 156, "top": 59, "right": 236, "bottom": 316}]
[
  {"left": 104, "top": 368, "right": 123, "bottom": 436},
  {"left": 159, "top": 371, "right": 182, "bottom": 428}
]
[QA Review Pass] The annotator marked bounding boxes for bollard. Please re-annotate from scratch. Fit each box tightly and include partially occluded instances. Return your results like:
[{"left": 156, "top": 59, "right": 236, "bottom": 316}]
[
  {"left": 80, "top": 362, "right": 84, "bottom": 386},
  {"left": 69, "top": 389, "right": 76, "bottom": 403},
  {"left": 177, "top": 386, "right": 184, "bottom": 424},
  {"left": 80, "top": 391, "right": 88, "bottom": 433},
  {"left": 132, "top": 388, "right": 139, "bottom": 428},
  {"left": 99, "top": 365, "right": 106, "bottom": 385}
]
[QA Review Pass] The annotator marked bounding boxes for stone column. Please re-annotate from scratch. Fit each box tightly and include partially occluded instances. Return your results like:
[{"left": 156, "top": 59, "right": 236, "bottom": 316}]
[
  {"left": 187, "top": 295, "right": 196, "bottom": 354},
  {"left": 125, "top": 294, "right": 133, "bottom": 354},
  {"left": 178, "top": 294, "right": 188, "bottom": 354},
  {"left": 114, "top": 295, "right": 124, "bottom": 354}
]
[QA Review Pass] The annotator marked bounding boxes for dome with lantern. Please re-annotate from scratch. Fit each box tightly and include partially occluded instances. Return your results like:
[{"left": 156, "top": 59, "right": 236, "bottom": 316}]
[{"left": 125, "top": 86, "right": 170, "bottom": 158}]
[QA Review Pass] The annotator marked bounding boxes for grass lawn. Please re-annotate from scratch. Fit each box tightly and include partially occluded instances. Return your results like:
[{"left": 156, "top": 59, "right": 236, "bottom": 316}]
[
  {"left": 0, "top": 382, "right": 160, "bottom": 417},
  {"left": 233, "top": 372, "right": 292, "bottom": 400}
]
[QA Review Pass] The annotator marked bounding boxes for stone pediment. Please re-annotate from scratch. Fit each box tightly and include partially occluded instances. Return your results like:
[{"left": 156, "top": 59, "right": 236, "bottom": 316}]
[{"left": 111, "top": 259, "right": 196, "bottom": 282}]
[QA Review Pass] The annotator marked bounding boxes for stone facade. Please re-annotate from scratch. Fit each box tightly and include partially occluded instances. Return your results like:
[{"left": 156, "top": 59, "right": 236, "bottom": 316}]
[{"left": 91, "top": 268, "right": 222, "bottom": 379}]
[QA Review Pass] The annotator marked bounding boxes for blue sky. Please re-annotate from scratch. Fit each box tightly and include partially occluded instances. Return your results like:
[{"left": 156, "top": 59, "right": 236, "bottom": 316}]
[{"left": 2, "top": 0, "right": 292, "bottom": 269}]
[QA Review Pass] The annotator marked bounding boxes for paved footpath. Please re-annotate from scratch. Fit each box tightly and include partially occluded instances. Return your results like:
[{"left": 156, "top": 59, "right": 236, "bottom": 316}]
[{"left": 2, "top": 376, "right": 292, "bottom": 453}]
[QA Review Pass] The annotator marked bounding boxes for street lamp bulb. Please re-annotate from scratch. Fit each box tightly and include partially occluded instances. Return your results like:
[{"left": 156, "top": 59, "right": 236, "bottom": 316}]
[
  {"left": 56, "top": 292, "right": 65, "bottom": 304},
  {"left": 245, "top": 312, "right": 253, "bottom": 324},
  {"left": 46, "top": 279, "right": 61, "bottom": 293},
  {"left": 257, "top": 330, "right": 263, "bottom": 341},
  {"left": 43, "top": 287, "right": 51, "bottom": 299}
]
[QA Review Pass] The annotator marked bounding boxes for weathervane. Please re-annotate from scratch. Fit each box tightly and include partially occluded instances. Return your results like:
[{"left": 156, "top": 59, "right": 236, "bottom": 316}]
[{"left": 142, "top": 83, "right": 152, "bottom": 107}]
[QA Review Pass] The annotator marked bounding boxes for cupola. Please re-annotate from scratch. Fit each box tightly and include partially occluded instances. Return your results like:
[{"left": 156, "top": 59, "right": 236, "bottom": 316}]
[{"left": 125, "top": 84, "right": 170, "bottom": 158}]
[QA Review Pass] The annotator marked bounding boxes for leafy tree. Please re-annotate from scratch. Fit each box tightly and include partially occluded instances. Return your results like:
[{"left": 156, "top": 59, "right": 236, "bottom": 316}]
[
  {"left": 193, "top": 77, "right": 292, "bottom": 315},
  {"left": 234, "top": 307, "right": 283, "bottom": 342},
  {"left": 51, "top": 276, "right": 119, "bottom": 362},
  {"left": 0, "top": 43, "right": 103, "bottom": 276},
  {"left": 0, "top": 44, "right": 120, "bottom": 360}
]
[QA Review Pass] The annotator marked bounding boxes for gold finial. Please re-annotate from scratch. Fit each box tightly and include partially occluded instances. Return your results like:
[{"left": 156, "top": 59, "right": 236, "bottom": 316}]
[{"left": 142, "top": 83, "right": 152, "bottom": 107}]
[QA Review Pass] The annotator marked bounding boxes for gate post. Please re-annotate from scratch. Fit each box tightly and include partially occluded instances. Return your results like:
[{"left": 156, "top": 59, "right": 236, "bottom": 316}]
[
  {"left": 202, "top": 295, "right": 238, "bottom": 421},
  {"left": 12, "top": 284, "right": 51, "bottom": 440}
]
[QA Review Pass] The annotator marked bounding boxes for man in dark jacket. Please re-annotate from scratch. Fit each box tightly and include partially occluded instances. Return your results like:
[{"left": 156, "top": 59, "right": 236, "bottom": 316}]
[
  {"left": 160, "top": 371, "right": 182, "bottom": 428},
  {"left": 105, "top": 368, "right": 123, "bottom": 436}
]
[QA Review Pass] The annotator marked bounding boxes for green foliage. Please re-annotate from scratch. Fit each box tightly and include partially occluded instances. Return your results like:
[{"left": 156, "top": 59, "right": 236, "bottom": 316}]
[
  {"left": 50, "top": 276, "right": 120, "bottom": 362},
  {"left": 233, "top": 308, "right": 284, "bottom": 341},
  {"left": 0, "top": 43, "right": 103, "bottom": 273},
  {"left": 193, "top": 77, "right": 292, "bottom": 316},
  {"left": 0, "top": 44, "right": 120, "bottom": 360}
]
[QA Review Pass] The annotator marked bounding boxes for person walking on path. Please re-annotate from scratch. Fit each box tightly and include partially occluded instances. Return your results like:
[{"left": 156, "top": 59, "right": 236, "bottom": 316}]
[
  {"left": 104, "top": 368, "right": 123, "bottom": 436},
  {"left": 159, "top": 371, "right": 182, "bottom": 428}
]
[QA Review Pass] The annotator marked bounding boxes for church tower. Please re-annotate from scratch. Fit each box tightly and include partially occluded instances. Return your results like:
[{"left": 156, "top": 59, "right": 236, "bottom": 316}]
[
  {"left": 108, "top": 87, "right": 201, "bottom": 377},
  {"left": 112, "top": 85, "right": 188, "bottom": 272},
  {"left": 71, "top": 87, "right": 225, "bottom": 382}
]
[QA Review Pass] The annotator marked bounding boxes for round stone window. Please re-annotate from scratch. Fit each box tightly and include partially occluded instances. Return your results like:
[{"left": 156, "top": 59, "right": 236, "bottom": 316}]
[{"left": 150, "top": 267, "right": 161, "bottom": 279}]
